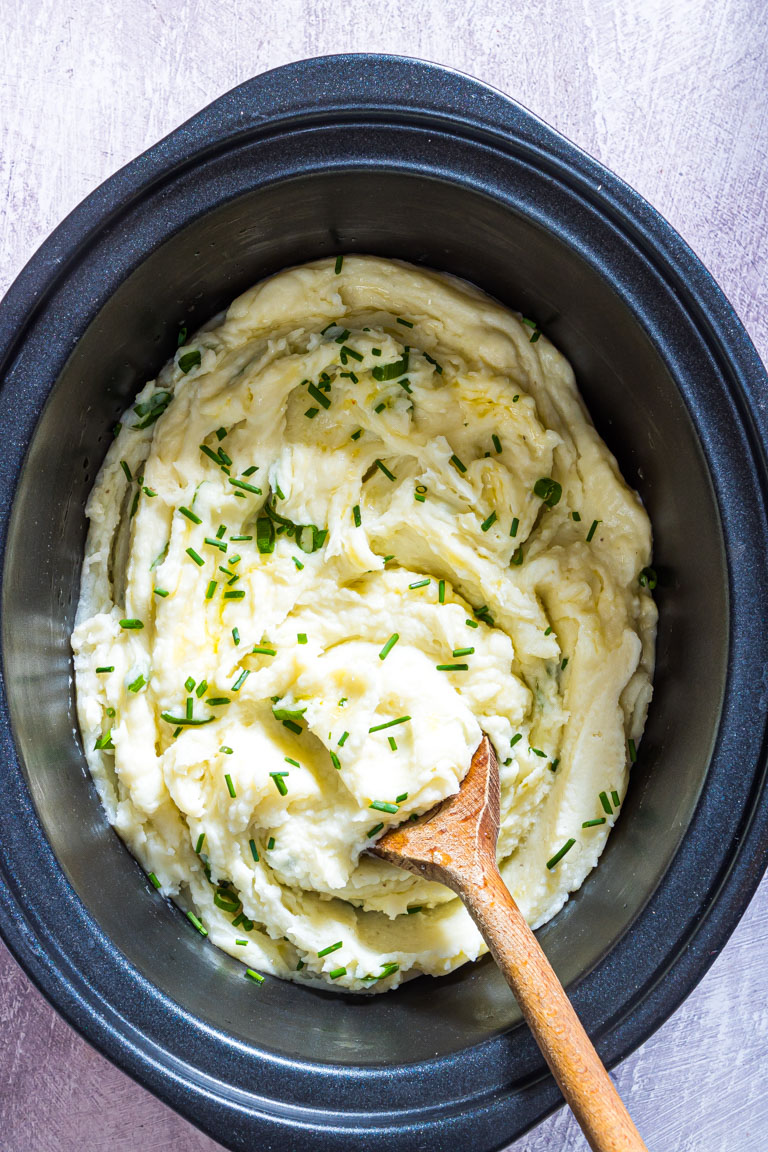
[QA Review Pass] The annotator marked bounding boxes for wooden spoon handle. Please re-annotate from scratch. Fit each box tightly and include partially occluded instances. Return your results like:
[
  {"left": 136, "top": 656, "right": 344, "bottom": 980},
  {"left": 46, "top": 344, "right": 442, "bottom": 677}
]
[{"left": 462, "top": 866, "right": 648, "bottom": 1152}]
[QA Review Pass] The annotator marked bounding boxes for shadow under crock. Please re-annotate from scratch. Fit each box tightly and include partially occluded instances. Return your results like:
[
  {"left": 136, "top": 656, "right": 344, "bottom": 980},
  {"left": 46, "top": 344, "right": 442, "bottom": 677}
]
[{"left": 1, "top": 55, "right": 767, "bottom": 1152}]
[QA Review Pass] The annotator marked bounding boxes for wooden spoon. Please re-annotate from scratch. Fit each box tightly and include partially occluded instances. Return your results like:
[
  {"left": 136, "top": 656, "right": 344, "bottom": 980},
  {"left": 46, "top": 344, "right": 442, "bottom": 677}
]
[{"left": 369, "top": 735, "right": 648, "bottom": 1152}]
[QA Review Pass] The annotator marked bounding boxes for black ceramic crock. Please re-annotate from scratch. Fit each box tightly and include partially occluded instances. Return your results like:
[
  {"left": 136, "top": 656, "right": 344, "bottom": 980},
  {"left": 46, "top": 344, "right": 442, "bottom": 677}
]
[{"left": 1, "top": 54, "right": 767, "bottom": 1152}]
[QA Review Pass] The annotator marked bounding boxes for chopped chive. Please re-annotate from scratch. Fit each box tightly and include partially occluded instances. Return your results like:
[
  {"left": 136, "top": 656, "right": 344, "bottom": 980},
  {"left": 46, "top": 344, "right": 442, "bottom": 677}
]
[
  {"left": 510, "top": 517, "right": 520, "bottom": 538},
  {"left": 546, "top": 839, "right": 576, "bottom": 870},
  {"left": 372, "top": 350, "right": 410, "bottom": 381},
  {"left": 205, "top": 579, "right": 217, "bottom": 599},
  {"left": 424, "top": 352, "right": 443, "bottom": 373},
  {"left": 231, "top": 535, "right": 252, "bottom": 542},
  {"left": 204, "top": 536, "right": 228, "bottom": 552},
  {"left": 572, "top": 510, "right": 582, "bottom": 522},
  {"left": 492, "top": 434, "right": 502, "bottom": 453},
  {"left": 179, "top": 506, "right": 202, "bottom": 524},
  {"left": 128, "top": 673, "right": 146, "bottom": 693},
  {"left": 586, "top": 519, "right": 601, "bottom": 542},
  {"left": 599, "top": 791, "right": 613, "bottom": 815},
  {"left": 511, "top": 545, "right": 524, "bottom": 565},
  {"left": 317, "top": 940, "right": 343, "bottom": 958},
  {"left": 370, "top": 800, "right": 399, "bottom": 814},
  {"left": 438, "top": 580, "right": 446, "bottom": 603},
  {"left": 106, "top": 707, "right": 115, "bottom": 717},
  {"left": 214, "top": 428, "right": 227, "bottom": 442},
  {"left": 235, "top": 939, "right": 248, "bottom": 946},
  {"left": 612, "top": 790, "right": 621, "bottom": 808},
  {"left": 639, "top": 566, "right": 658, "bottom": 591},
  {"left": 224, "top": 590, "right": 245, "bottom": 599},
  {"left": 242, "top": 466, "right": 259, "bottom": 478},
  {"left": 409, "top": 578, "right": 430, "bottom": 589},
  {"left": 119, "top": 619, "right": 144, "bottom": 630},
  {"left": 94, "top": 731, "right": 114, "bottom": 751},
  {"left": 582, "top": 818, "right": 606, "bottom": 828},
  {"left": 407, "top": 905, "right": 422, "bottom": 914},
  {"left": 534, "top": 477, "right": 562, "bottom": 508},
  {"left": 245, "top": 969, "right": 264, "bottom": 984},
  {"left": 388, "top": 736, "right": 398, "bottom": 751},
  {"left": 383, "top": 555, "right": 395, "bottom": 563},
  {"left": 251, "top": 646, "right": 276, "bottom": 657},
  {"left": 374, "top": 401, "right": 386, "bottom": 414},
  {"left": 466, "top": 618, "right": 479, "bottom": 628},
  {"left": 330, "top": 750, "right": 341, "bottom": 770},
  {"left": 452, "top": 647, "right": 474, "bottom": 657},
  {"left": 307, "top": 382, "right": 331, "bottom": 410},
  {"left": 231, "top": 669, "right": 251, "bottom": 691},
  {"left": 269, "top": 772, "right": 289, "bottom": 796},
  {"left": 304, "top": 407, "right": 319, "bottom": 419},
  {"left": 350, "top": 429, "right": 363, "bottom": 440},
  {"left": 367, "top": 823, "right": 384, "bottom": 838},
  {"left": 369, "top": 715, "right": 410, "bottom": 733},
  {"left": 450, "top": 454, "right": 467, "bottom": 474},
  {"left": 128, "top": 489, "right": 140, "bottom": 519},
  {"left": 530, "top": 747, "right": 546, "bottom": 757},
  {"left": 481, "top": 511, "right": 497, "bottom": 532},
  {"left": 113, "top": 422, "right": 122, "bottom": 437},
  {"left": 195, "top": 832, "right": 205, "bottom": 853},
  {"left": 143, "top": 486, "right": 157, "bottom": 497},
  {"left": 207, "top": 697, "right": 231, "bottom": 707},
  {"left": 95, "top": 666, "right": 114, "bottom": 674},
  {"left": 436, "top": 663, "right": 468, "bottom": 671},
  {"left": 334, "top": 255, "right": 343, "bottom": 274},
  {"left": 296, "top": 959, "right": 305, "bottom": 970},
  {"left": 187, "top": 911, "right": 208, "bottom": 936},
  {"left": 186, "top": 548, "right": 204, "bottom": 566},
  {"left": 178, "top": 350, "right": 202, "bottom": 373},
  {"left": 549, "top": 758, "right": 560, "bottom": 772},
  {"left": 399, "top": 378, "right": 413, "bottom": 393},
  {"left": 249, "top": 838, "right": 259, "bottom": 862},
  {"left": 378, "top": 633, "right": 399, "bottom": 660},
  {"left": 297, "top": 633, "right": 307, "bottom": 644},
  {"left": 154, "top": 588, "right": 169, "bottom": 598},
  {"left": 284, "top": 757, "right": 300, "bottom": 768},
  {"left": 282, "top": 718, "right": 301, "bottom": 734},
  {"left": 338, "top": 731, "right": 349, "bottom": 746},
  {"left": 374, "top": 459, "right": 396, "bottom": 481},
  {"left": 292, "top": 556, "right": 304, "bottom": 570},
  {"left": 329, "top": 966, "right": 346, "bottom": 980},
  {"left": 628, "top": 738, "right": 637, "bottom": 763},
  {"left": 200, "top": 443, "right": 224, "bottom": 466},
  {"left": 224, "top": 774, "right": 236, "bottom": 798},
  {"left": 220, "top": 746, "right": 233, "bottom": 755},
  {"left": 561, "top": 657, "right": 569, "bottom": 671},
  {"left": 510, "top": 733, "right": 522, "bottom": 747},
  {"left": 352, "top": 504, "right": 362, "bottom": 527},
  {"left": 229, "top": 477, "right": 262, "bottom": 495},
  {"left": 267, "top": 837, "right": 275, "bottom": 850},
  {"left": 396, "top": 317, "right": 414, "bottom": 328},
  {"left": 120, "top": 460, "right": 132, "bottom": 482},
  {"left": 341, "top": 345, "right": 363, "bottom": 362},
  {"left": 195, "top": 679, "right": 208, "bottom": 698},
  {"left": 544, "top": 626, "right": 553, "bottom": 636},
  {"left": 148, "top": 872, "right": 161, "bottom": 889}
]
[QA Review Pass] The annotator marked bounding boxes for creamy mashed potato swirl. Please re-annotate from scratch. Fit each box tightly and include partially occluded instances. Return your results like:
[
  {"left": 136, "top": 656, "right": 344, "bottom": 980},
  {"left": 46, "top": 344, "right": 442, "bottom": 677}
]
[{"left": 72, "top": 256, "right": 656, "bottom": 991}]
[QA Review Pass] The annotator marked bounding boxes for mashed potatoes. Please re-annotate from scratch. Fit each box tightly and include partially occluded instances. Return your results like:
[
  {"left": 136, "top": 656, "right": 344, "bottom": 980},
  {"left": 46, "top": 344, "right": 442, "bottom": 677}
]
[{"left": 72, "top": 256, "right": 656, "bottom": 991}]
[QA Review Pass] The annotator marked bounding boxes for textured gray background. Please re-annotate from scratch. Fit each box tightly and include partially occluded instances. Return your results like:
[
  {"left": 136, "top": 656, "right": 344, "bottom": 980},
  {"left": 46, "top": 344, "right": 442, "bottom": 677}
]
[{"left": 1, "top": 1, "right": 767, "bottom": 1149}]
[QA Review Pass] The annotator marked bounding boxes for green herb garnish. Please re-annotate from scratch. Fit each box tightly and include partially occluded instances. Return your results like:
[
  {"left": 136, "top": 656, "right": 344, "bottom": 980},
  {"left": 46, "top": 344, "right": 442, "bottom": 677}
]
[
  {"left": 369, "top": 715, "right": 410, "bottom": 733},
  {"left": 179, "top": 506, "right": 202, "bottom": 525},
  {"left": 546, "top": 839, "right": 575, "bottom": 870},
  {"left": 481, "top": 511, "right": 497, "bottom": 532},
  {"left": 533, "top": 477, "right": 562, "bottom": 507},
  {"left": 586, "top": 519, "right": 601, "bottom": 543},
  {"left": 372, "top": 350, "right": 409, "bottom": 381},
  {"left": 119, "top": 619, "right": 144, "bottom": 630},
  {"left": 178, "top": 350, "right": 201, "bottom": 374},
  {"left": 378, "top": 633, "right": 399, "bottom": 660}
]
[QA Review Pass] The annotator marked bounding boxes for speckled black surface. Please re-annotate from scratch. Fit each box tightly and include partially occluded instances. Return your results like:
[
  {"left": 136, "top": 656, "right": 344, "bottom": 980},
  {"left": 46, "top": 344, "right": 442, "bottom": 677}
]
[{"left": 0, "top": 54, "right": 767, "bottom": 1152}]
